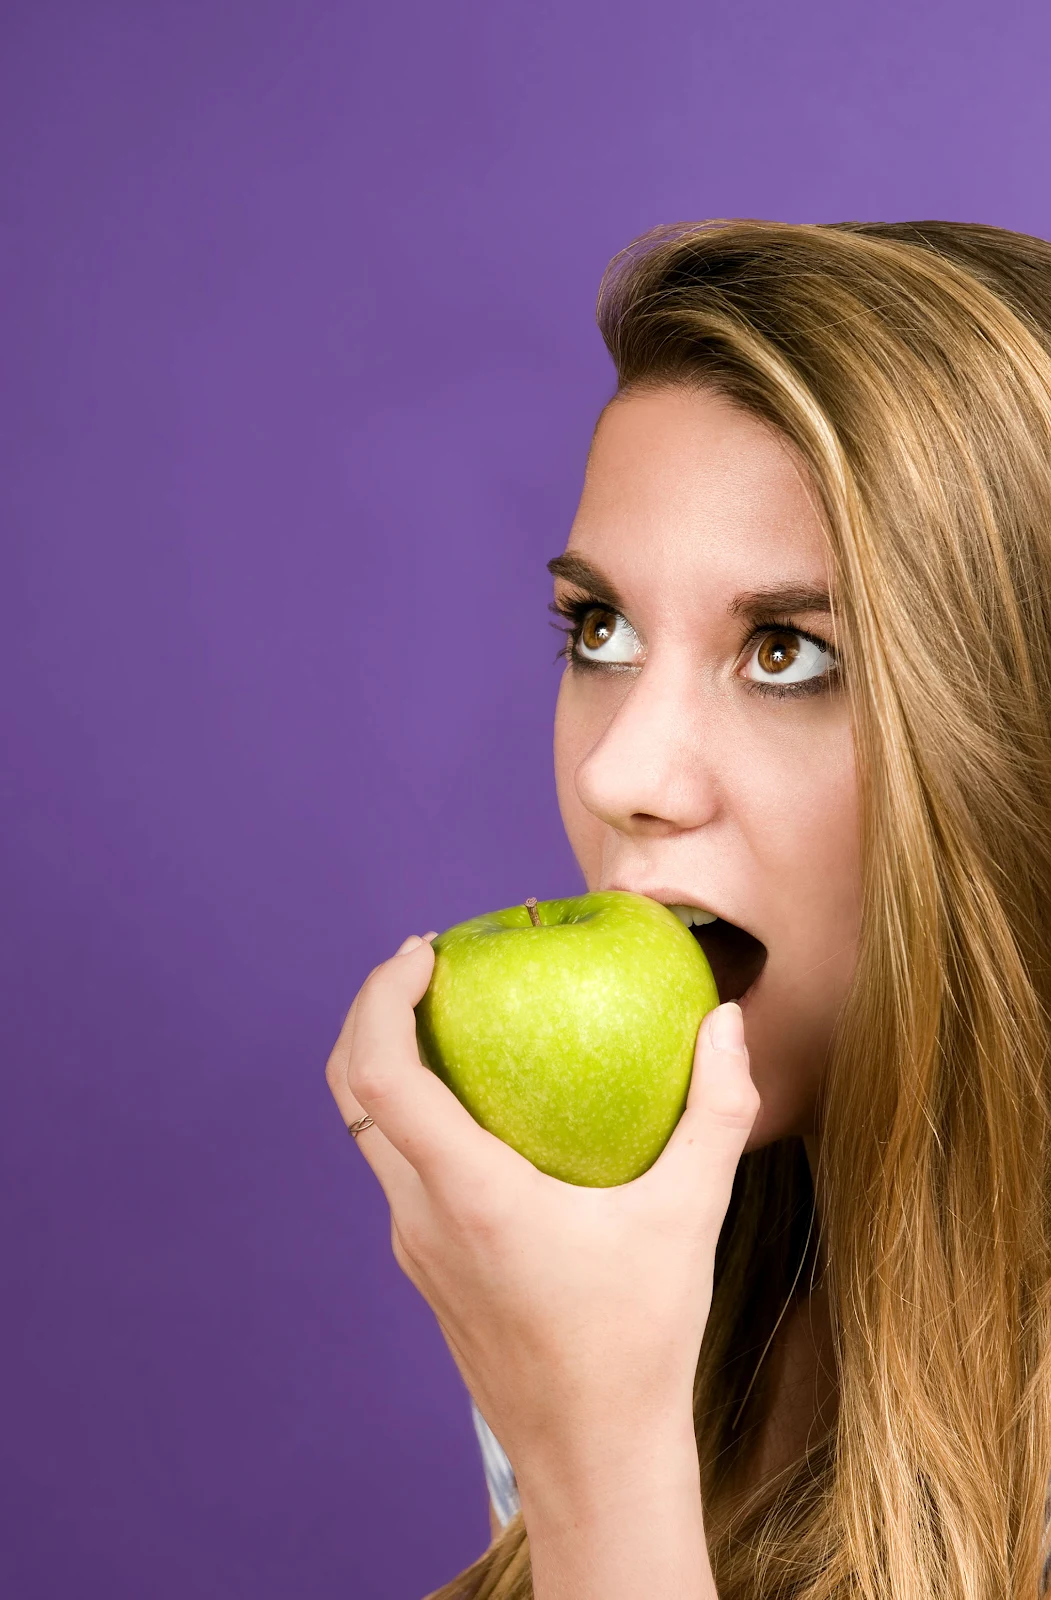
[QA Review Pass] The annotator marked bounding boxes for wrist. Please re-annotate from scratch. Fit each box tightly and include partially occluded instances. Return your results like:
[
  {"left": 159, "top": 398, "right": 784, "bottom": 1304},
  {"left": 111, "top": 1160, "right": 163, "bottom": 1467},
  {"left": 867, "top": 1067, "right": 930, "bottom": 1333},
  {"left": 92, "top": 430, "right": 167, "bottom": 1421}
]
[
  {"left": 516, "top": 1418, "right": 715, "bottom": 1600},
  {"left": 514, "top": 1405, "right": 701, "bottom": 1533}
]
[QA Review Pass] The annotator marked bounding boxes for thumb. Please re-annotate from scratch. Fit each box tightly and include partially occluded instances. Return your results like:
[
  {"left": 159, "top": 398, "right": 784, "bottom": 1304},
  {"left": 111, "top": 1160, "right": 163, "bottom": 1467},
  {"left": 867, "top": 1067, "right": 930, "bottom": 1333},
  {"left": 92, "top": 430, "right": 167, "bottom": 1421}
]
[{"left": 650, "top": 1002, "right": 761, "bottom": 1201}]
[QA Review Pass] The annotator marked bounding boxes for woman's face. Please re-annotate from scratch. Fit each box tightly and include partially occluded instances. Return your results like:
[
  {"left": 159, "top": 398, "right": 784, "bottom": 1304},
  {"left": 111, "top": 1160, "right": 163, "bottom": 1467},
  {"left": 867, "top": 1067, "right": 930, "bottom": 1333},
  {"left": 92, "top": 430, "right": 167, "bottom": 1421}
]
[{"left": 552, "top": 386, "right": 861, "bottom": 1150}]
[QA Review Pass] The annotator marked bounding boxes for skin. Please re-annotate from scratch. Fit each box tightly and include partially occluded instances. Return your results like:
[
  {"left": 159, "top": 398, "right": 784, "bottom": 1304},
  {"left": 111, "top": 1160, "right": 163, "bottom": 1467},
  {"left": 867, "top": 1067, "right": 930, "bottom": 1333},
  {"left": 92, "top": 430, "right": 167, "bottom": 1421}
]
[
  {"left": 325, "top": 385, "right": 860, "bottom": 1597},
  {"left": 554, "top": 386, "right": 860, "bottom": 1154},
  {"left": 552, "top": 383, "right": 858, "bottom": 1518}
]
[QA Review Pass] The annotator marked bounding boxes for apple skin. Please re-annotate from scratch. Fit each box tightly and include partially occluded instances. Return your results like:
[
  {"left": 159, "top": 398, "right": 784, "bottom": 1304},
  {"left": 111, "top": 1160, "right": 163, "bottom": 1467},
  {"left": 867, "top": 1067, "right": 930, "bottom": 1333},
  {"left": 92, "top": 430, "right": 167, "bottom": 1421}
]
[{"left": 414, "top": 890, "right": 719, "bottom": 1187}]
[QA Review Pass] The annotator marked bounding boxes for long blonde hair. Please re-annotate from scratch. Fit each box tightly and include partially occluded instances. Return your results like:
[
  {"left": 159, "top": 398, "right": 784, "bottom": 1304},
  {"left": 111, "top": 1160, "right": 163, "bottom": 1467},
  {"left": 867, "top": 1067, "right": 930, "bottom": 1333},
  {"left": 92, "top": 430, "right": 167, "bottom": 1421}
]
[{"left": 425, "top": 219, "right": 1051, "bottom": 1599}]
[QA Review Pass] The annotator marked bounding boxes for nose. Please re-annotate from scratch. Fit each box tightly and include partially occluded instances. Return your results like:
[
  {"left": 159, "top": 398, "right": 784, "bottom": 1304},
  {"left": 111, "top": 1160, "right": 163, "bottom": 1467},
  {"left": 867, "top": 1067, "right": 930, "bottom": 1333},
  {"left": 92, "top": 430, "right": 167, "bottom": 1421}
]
[{"left": 573, "top": 660, "right": 722, "bottom": 838}]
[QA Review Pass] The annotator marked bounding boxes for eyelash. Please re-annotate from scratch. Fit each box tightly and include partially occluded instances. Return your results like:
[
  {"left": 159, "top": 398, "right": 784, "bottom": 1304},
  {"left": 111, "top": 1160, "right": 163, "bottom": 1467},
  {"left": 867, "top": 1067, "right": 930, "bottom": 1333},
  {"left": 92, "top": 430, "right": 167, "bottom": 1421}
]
[{"left": 549, "top": 595, "right": 840, "bottom": 700}]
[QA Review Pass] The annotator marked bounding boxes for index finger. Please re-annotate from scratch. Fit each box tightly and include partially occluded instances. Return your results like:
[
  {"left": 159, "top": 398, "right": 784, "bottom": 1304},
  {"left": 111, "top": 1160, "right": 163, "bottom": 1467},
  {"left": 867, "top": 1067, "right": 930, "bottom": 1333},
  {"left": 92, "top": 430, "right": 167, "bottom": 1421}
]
[{"left": 347, "top": 938, "right": 519, "bottom": 1199}]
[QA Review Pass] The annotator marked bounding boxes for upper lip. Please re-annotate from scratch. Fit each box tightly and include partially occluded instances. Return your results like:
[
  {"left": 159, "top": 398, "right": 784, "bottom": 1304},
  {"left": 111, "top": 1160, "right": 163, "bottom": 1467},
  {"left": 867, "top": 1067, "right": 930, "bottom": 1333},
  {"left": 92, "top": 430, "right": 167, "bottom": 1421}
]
[{"left": 603, "top": 882, "right": 762, "bottom": 943}]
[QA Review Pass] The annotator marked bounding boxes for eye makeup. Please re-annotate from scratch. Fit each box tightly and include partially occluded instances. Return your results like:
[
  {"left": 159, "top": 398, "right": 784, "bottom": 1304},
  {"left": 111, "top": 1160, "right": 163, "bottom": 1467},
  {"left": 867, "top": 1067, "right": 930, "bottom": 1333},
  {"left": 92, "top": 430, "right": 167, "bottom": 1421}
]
[{"left": 549, "top": 591, "right": 841, "bottom": 700}]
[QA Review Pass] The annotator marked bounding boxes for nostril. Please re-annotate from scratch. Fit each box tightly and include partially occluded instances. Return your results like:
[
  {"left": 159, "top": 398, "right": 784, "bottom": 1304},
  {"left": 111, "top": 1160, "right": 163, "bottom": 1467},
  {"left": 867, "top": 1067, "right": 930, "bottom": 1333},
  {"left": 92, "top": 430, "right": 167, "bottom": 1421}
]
[{"left": 627, "top": 813, "right": 684, "bottom": 836}]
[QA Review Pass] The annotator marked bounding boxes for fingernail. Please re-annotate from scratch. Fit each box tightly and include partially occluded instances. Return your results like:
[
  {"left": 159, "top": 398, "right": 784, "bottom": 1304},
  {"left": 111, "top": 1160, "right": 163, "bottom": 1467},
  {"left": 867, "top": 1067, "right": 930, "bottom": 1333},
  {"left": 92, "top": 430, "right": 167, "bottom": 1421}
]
[
  {"left": 396, "top": 934, "right": 423, "bottom": 955},
  {"left": 709, "top": 1003, "right": 744, "bottom": 1052},
  {"left": 423, "top": 930, "right": 438, "bottom": 942}
]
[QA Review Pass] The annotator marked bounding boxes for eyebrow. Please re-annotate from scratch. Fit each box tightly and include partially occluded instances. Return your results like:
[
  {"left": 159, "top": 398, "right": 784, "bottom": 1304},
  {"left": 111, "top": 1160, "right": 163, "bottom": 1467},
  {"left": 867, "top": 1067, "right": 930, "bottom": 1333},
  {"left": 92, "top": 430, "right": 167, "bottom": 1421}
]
[
  {"left": 547, "top": 552, "right": 626, "bottom": 610},
  {"left": 547, "top": 553, "right": 832, "bottom": 620},
  {"left": 728, "top": 585, "right": 833, "bottom": 618}
]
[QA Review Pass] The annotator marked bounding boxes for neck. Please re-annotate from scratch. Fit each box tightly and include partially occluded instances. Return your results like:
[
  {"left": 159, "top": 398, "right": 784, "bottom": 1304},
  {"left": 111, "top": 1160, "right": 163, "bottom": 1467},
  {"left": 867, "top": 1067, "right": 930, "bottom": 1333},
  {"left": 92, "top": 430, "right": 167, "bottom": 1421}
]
[
  {"left": 802, "top": 1131, "right": 820, "bottom": 1195},
  {"left": 802, "top": 1131, "right": 825, "bottom": 1272}
]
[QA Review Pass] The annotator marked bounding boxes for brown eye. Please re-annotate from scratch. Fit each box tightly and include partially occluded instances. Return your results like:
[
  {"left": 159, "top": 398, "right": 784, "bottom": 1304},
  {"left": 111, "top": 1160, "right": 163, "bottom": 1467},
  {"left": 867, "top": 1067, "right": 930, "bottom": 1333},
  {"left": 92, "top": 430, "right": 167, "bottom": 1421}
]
[
  {"left": 741, "top": 626, "right": 834, "bottom": 692},
  {"left": 581, "top": 608, "right": 617, "bottom": 650},
  {"left": 572, "top": 605, "right": 642, "bottom": 664},
  {"left": 755, "top": 630, "right": 800, "bottom": 674}
]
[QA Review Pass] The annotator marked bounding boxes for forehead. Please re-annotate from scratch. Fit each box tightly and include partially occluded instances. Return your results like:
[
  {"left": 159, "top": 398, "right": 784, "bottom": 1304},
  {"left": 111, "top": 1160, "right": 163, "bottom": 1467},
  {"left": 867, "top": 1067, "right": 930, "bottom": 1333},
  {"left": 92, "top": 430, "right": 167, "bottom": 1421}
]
[{"left": 570, "top": 387, "right": 830, "bottom": 602}]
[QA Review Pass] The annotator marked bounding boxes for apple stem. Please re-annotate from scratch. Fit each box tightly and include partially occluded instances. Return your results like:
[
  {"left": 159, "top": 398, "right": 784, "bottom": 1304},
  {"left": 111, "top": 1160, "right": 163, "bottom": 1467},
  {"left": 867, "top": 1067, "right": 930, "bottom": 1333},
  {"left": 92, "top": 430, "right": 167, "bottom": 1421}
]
[{"left": 525, "top": 897, "right": 541, "bottom": 927}]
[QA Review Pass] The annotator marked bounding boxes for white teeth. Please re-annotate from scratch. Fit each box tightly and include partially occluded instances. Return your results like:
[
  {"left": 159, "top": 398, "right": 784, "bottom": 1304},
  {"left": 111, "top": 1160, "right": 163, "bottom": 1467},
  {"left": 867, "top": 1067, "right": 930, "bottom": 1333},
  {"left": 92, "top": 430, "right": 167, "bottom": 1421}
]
[{"left": 668, "top": 904, "right": 719, "bottom": 928}]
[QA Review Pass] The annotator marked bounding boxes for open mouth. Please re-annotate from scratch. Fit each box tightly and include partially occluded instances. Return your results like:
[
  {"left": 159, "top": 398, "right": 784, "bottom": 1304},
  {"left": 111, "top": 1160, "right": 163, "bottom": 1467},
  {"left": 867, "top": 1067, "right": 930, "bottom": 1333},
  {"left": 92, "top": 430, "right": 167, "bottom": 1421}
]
[{"left": 683, "top": 917, "right": 767, "bottom": 1004}]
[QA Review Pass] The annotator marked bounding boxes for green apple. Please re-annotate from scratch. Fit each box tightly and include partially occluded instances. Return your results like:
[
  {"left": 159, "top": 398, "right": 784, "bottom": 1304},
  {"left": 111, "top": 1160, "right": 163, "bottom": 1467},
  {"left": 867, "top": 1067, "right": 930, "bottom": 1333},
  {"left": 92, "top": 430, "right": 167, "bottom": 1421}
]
[{"left": 414, "top": 890, "right": 719, "bottom": 1187}]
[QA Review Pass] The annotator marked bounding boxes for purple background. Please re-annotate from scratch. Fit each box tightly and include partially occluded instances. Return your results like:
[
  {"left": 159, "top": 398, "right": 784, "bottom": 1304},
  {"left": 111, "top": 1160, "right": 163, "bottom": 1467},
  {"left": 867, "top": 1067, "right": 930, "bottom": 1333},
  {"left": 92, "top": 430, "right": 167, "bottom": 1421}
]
[{"left": 3, "top": 2, "right": 1050, "bottom": 1594}]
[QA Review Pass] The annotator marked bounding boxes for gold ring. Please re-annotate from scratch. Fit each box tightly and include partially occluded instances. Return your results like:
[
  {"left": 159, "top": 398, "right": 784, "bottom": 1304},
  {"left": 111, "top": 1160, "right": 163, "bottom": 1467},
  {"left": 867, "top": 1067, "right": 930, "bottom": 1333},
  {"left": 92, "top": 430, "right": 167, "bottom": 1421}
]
[{"left": 348, "top": 1113, "right": 375, "bottom": 1138}]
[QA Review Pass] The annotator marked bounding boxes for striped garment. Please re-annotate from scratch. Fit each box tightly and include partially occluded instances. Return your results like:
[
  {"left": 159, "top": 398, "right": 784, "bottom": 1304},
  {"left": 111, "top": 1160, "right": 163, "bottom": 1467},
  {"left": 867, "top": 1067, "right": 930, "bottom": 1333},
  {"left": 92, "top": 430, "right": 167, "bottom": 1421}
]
[
  {"left": 471, "top": 1398, "right": 1051, "bottom": 1589},
  {"left": 470, "top": 1398, "right": 520, "bottom": 1528}
]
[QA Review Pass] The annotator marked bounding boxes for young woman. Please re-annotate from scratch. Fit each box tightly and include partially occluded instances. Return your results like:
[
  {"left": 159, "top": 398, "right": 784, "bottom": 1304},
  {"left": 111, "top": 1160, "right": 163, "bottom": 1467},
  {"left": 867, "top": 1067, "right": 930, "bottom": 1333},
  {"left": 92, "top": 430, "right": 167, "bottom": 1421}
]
[{"left": 326, "top": 219, "right": 1051, "bottom": 1599}]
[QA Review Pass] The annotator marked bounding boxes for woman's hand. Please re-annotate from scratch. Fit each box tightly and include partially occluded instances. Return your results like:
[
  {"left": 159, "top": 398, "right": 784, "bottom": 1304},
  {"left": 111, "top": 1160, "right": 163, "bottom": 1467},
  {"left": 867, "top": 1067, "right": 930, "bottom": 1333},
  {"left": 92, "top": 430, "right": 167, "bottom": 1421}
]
[{"left": 325, "top": 932, "right": 760, "bottom": 1505}]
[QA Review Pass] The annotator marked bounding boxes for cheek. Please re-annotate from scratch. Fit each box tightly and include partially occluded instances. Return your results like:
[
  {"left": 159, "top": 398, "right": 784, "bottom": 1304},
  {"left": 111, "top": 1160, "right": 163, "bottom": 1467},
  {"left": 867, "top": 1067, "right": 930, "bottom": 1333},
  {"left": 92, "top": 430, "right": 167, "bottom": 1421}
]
[
  {"left": 745, "top": 711, "right": 858, "bottom": 861},
  {"left": 553, "top": 674, "right": 602, "bottom": 866},
  {"left": 552, "top": 674, "right": 583, "bottom": 827},
  {"left": 752, "top": 720, "right": 862, "bottom": 983},
  {"left": 793, "top": 730, "right": 861, "bottom": 917}
]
